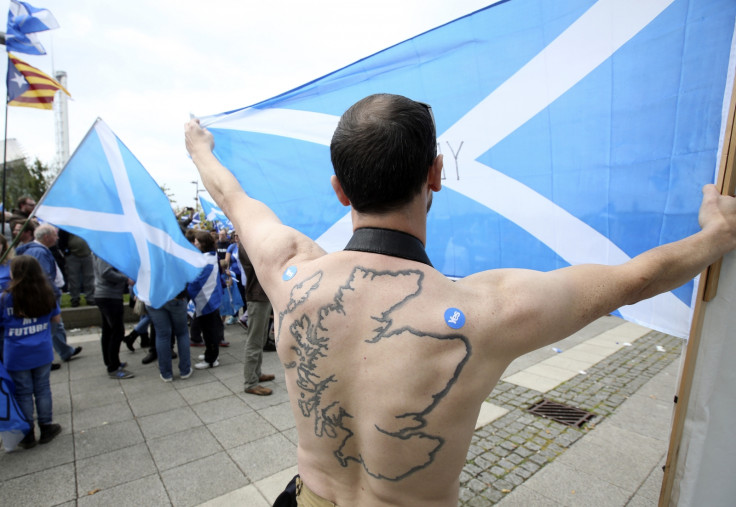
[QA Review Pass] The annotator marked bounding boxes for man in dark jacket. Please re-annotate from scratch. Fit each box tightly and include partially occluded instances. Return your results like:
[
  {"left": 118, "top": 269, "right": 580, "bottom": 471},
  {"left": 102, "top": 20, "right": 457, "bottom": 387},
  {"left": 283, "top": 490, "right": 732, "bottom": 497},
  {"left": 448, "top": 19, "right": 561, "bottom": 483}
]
[{"left": 238, "top": 244, "right": 275, "bottom": 396}]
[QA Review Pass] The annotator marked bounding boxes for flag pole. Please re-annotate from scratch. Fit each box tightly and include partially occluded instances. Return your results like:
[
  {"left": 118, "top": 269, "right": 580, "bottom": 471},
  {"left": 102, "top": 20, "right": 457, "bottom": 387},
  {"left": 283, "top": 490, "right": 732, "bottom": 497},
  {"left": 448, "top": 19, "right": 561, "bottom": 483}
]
[
  {"left": 0, "top": 121, "right": 101, "bottom": 266},
  {"left": 658, "top": 59, "right": 736, "bottom": 505},
  {"left": 2, "top": 80, "right": 9, "bottom": 236}
]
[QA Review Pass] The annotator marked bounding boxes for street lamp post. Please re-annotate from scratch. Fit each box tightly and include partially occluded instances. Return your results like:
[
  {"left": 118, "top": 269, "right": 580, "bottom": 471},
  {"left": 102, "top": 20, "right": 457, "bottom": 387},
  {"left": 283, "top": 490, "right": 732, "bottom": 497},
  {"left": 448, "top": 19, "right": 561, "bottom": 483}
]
[{"left": 191, "top": 180, "right": 199, "bottom": 209}]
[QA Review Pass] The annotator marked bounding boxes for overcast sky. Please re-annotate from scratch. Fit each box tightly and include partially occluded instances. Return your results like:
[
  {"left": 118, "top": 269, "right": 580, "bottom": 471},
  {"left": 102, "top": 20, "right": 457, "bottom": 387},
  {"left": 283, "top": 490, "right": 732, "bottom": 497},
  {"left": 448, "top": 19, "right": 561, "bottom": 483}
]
[{"left": 5, "top": 0, "right": 492, "bottom": 209}]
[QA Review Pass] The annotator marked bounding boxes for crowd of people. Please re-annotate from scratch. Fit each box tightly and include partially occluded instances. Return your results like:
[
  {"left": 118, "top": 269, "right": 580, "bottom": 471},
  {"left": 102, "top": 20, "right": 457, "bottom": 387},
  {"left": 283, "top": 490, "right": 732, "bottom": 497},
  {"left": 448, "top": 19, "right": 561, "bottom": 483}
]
[{"left": 1, "top": 196, "right": 276, "bottom": 453}]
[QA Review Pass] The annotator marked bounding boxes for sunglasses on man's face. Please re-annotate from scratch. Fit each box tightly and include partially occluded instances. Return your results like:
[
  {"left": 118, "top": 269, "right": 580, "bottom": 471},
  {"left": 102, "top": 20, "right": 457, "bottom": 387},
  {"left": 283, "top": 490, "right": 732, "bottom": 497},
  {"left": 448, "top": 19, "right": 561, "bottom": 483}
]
[{"left": 416, "top": 101, "right": 436, "bottom": 132}]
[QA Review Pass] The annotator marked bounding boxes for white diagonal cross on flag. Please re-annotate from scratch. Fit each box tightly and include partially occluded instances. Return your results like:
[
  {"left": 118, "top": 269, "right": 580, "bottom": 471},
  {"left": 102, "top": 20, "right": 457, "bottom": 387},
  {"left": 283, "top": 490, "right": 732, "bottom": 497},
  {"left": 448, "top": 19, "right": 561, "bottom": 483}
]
[{"left": 36, "top": 119, "right": 206, "bottom": 307}]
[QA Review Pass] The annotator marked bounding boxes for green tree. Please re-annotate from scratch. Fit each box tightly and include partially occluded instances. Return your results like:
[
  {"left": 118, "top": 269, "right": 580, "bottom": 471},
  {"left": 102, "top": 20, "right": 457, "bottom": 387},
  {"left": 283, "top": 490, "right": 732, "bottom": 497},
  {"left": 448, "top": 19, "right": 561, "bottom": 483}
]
[
  {"left": 160, "top": 183, "right": 176, "bottom": 204},
  {"left": 1, "top": 157, "right": 51, "bottom": 210}
]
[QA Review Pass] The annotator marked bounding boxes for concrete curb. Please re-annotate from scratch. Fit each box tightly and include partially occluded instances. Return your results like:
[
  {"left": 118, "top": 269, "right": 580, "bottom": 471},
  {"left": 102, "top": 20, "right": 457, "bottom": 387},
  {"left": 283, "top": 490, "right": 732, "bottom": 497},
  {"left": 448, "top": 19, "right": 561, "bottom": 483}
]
[{"left": 61, "top": 304, "right": 139, "bottom": 329}]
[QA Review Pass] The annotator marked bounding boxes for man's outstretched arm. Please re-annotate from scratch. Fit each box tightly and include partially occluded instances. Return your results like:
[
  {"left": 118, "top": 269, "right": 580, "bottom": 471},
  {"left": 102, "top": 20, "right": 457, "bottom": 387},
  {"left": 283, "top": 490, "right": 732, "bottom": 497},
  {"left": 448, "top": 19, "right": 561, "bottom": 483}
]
[
  {"left": 467, "top": 184, "right": 736, "bottom": 360},
  {"left": 184, "top": 119, "right": 326, "bottom": 289}
]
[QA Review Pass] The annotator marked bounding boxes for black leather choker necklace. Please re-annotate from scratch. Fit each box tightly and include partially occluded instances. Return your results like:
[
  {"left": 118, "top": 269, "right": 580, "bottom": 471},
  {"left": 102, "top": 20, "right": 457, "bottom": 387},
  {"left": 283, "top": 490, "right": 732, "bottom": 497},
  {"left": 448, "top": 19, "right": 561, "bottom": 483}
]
[{"left": 344, "top": 227, "right": 433, "bottom": 267}]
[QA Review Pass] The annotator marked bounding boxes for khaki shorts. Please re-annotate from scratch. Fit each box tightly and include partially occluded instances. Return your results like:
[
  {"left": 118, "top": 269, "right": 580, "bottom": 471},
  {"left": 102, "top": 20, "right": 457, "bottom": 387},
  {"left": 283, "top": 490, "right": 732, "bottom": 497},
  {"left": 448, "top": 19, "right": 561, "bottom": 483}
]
[{"left": 296, "top": 476, "right": 337, "bottom": 507}]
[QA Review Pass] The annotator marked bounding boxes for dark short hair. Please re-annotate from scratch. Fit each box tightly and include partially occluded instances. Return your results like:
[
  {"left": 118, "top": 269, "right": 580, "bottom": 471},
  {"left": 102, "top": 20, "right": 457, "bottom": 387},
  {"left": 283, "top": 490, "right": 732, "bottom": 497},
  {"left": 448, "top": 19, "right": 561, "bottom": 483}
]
[
  {"left": 194, "top": 229, "right": 215, "bottom": 253},
  {"left": 16, "top": 195, "right": 33, "bottom": 208},
  {"left": 330, "top": 94, "right": 437, "bottom": 214},
  {"left": 10, "top": 219, "right": 35, "bottom": 235}
]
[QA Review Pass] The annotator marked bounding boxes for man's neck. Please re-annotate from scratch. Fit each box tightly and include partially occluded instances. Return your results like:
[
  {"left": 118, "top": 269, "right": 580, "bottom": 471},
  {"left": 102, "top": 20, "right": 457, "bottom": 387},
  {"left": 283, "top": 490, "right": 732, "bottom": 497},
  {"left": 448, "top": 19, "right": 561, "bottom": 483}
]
[{"left": 350, "top": 200, "right": 429, "bottom": 246}]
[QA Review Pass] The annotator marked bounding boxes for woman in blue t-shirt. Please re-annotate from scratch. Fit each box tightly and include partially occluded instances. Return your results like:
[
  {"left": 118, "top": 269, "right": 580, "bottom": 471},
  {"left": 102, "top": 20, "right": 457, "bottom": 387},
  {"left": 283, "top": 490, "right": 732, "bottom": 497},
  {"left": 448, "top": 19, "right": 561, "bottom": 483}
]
[{"left": 1, "top": 255, "right": 62, "bottom": 449}]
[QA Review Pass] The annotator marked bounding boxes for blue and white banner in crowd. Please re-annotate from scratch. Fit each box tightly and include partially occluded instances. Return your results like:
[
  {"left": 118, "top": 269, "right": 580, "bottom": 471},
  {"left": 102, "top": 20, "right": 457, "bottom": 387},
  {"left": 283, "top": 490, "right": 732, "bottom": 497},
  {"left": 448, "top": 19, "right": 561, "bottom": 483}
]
[
  {"left": 36, "top": 119, "right": 207, "bottom": 308},
  {"left": 187, "top": 252, "right": 221, "bottom": 316},
  {"left": 198, "top": 0, "right": 736, "bottom": 338},
  {"left": 198, "top": 194, "right": 233, "bottom": 231},
  {"left": 187, "top": 211, "right": 201, "bottom": 229}
]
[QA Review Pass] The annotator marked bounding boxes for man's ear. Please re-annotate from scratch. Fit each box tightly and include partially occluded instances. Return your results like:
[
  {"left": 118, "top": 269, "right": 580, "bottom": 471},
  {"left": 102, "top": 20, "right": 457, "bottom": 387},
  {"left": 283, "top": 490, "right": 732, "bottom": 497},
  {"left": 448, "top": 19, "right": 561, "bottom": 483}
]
[
  {"left": 331, "top": 175, "right": 351, "bottom": 206},
  {"left": 428, "top": 154, "right": 443, "bottom": 192}
]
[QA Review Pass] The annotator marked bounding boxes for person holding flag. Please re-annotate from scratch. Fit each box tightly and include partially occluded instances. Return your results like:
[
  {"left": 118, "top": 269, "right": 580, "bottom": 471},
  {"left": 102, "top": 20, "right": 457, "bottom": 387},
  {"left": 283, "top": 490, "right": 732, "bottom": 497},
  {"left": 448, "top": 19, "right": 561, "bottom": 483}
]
[
  {"left": 189, "top": 230, "right": 223, "bottom": 370},
  {"left": 34, "top": 118, "right": 209, "bottom": 319},
  {"left": 145, "top": 288, "right": 192, "bottom": 383},
  {"left": 186, "top": 94, "right": 736, "bottom": 506},
  {"left": 93, "top": 254, "right": 135, "bottom": 380}
]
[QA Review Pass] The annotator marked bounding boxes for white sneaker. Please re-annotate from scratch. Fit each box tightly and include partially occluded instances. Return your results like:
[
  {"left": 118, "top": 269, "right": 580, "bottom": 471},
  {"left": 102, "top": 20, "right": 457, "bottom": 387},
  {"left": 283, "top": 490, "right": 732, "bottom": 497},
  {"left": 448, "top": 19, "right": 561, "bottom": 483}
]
[
  {"left": 160, "top": 374, "right": 173, "bottom": 383},
  {"left": 180, "top": 369, "right": 193, "bottom": 379},
  {"left": 198, "top": 354, "right": 205, "bottom": 361},
  {"left": 194, "top": 360, "right": 219, "bottom": 370}
]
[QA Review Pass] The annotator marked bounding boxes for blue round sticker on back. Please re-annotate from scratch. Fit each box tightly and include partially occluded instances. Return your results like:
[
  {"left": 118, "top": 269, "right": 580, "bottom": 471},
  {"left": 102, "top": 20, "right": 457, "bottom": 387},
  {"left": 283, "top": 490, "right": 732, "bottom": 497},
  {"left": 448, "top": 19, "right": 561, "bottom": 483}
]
[
  {"left": 282, "top": 266, "right": 297, "bottom": 281},
  {"left": 444, "top": 308, "right": 465, "bottom": 329}
]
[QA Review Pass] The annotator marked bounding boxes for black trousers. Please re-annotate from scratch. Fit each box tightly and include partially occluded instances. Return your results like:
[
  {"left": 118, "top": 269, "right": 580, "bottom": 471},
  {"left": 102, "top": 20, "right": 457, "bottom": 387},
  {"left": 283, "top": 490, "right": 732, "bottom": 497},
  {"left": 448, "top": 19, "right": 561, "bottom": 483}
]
[
  {"left": 196, "top": 311, "right": 223, "bottom": 364},
  {"left": 96, "top": 297, "right": 124, "bottom": 373},
  {"left": 190, "top": 314, "right": 202, "bottom": 343}
]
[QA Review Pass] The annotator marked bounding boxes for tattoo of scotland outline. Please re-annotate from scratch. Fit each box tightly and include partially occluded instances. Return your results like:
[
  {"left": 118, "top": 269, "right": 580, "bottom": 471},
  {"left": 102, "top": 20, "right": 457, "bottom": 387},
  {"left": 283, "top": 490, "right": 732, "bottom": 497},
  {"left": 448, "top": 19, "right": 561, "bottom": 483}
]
[{"left": 280, "top": 266, "right": 471, "bottom": 481}]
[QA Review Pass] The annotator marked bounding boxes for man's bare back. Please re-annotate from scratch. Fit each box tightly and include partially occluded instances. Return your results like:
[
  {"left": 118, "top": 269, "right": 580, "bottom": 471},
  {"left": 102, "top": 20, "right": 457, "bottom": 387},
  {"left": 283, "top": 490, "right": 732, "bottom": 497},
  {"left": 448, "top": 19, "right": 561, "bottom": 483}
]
[
  {"left": 186, "top": 93, "right": 736, "bottom": 506},
  {"left": 271, "top": 252, "right": 507, "bottom": 505}
]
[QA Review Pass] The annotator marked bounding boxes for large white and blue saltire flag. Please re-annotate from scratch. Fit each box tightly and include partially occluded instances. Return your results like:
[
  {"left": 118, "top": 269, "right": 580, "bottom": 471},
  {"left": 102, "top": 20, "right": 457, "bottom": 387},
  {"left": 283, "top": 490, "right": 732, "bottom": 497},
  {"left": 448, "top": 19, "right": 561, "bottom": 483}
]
[
  {"left": 198, "top": 194, "right": 233, "bottom": 231},
  {"left": 6, "top": 0, "right": 59, "bottom": 55},
  {"left": 198, "top": 0, "right": 736, "bottom": 338},
  {"left": 35, "top": 119, "right": 208, "bottom": 308},
  {"left": 187, "top": 251, "right": 222, "bottom": 316}
]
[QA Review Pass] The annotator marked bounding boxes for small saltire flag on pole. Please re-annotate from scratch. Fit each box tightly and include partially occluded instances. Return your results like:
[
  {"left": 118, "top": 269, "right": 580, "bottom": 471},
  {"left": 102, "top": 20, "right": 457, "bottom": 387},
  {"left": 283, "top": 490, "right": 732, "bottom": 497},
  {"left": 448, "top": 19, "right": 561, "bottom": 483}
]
[
  {"left": 6, "top": 53, "right": 70, "bottom": 110},
  {"left": 199, "top": 0, "right": 736, "bottom": 339},
  {"left": 188, "top": 211, "right": 201, "bottom": 229},
  {"left": 35, "top": 118, "right": 207, "bottom": 308},
  {"left": 5, "top": 0, "right": 59, "bottom": 55},
  {"left": 198, "top": 194, "right": 232, "bottom": 230}
]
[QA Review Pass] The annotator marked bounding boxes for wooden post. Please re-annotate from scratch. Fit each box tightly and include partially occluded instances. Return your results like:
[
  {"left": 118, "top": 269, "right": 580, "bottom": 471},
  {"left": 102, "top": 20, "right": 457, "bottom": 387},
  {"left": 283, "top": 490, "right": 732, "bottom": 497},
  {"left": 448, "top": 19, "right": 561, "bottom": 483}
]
[
  {"left": 703, "top": 72, "right": 736, "bottom": 301},
  {"left": 658, "top": 71, "right": 736, "bottom": 505}
]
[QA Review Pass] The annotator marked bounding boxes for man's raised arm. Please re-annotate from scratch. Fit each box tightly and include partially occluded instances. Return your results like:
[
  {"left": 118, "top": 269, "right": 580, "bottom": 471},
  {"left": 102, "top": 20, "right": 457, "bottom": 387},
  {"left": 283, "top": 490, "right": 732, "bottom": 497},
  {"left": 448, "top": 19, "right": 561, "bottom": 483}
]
[
  {"left": 184, "top": 119, "right": 325, "bottom": 286},
  {"left": 468, "top": 184, "right": 736, "bottom": 361}
]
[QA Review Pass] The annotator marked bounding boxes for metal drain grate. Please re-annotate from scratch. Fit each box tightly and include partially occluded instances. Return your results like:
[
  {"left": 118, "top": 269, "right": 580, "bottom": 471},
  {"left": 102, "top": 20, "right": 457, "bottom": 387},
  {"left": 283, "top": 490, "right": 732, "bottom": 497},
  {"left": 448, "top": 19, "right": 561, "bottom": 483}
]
[{"left": 526, "top": 399, "right": 595, "bottom": 428}]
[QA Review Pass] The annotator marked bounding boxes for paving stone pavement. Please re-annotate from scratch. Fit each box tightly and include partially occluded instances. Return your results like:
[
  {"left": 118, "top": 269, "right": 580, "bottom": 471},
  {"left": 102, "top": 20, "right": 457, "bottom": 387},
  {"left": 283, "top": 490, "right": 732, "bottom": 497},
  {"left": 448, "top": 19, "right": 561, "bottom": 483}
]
[
  {"left": 0, "top": 316, "right": 682, "bottom": 506},
  {"left": 459, "top": 330, "right": 682, "bottom": 506}
]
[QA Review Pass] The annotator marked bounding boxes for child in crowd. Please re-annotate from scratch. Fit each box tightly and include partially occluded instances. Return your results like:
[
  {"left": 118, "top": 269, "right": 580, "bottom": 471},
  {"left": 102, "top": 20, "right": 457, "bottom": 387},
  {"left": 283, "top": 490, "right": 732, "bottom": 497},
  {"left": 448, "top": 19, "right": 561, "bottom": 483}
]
[{"left": 0, "top": 255, "right": 62, "bottom": 449}]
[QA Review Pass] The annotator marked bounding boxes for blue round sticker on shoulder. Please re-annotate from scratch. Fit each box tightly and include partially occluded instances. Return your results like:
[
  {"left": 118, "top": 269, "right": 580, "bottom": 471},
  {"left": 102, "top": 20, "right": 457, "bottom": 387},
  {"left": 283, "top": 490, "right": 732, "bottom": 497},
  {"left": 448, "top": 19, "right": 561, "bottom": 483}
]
[
  {"left": 282, "top": 266, "right": 297, "bottom": 281},
  {"left": 444, "top": 308, "right": 466, "bottom": 329}
]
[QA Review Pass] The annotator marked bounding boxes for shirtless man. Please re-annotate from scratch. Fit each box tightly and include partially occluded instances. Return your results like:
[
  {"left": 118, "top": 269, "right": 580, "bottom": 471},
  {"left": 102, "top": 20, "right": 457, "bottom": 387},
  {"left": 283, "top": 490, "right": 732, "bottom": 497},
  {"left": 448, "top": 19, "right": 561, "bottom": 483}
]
[{"left": 185, "top": 93, "right": 736, "bottom": 506}]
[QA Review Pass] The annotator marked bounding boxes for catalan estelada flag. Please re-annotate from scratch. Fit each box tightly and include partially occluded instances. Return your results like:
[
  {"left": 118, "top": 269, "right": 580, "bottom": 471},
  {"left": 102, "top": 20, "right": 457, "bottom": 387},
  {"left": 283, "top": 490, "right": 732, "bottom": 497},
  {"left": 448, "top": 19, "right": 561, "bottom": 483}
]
[{"left": 6, "top": 52, "right": 69, "bottom": 109}]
